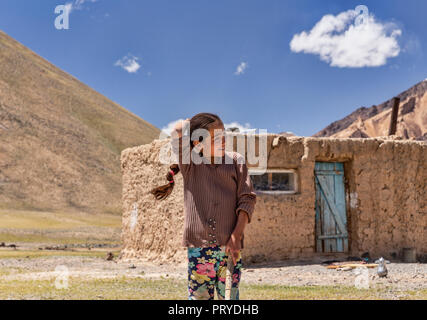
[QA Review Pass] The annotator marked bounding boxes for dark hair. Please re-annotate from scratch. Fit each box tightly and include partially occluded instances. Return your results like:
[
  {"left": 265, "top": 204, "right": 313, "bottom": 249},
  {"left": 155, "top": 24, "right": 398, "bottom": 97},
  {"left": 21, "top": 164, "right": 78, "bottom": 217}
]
[{"left": 150, "top": 113, "right": 223, "bottom": 200}]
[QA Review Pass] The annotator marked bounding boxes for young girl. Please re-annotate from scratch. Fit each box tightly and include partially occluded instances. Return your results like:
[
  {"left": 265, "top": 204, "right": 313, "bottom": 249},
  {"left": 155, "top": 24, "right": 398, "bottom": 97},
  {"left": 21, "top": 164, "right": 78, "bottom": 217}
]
[{"left": 151, "top": 113, "right": 256, "bottom": 300}]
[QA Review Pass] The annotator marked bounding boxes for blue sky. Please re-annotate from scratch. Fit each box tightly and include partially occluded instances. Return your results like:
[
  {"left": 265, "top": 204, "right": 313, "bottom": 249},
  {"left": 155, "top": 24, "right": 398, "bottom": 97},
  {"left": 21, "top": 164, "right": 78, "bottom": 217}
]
[{"left": 0, "top": 0, "right": 426, "bottom": 136}]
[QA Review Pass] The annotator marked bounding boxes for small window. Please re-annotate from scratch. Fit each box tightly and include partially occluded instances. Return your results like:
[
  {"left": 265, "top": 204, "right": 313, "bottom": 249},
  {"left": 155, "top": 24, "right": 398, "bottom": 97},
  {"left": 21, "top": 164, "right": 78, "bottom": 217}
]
[{"left": 249, "top": 169, "right": 298, "bottom": 194}]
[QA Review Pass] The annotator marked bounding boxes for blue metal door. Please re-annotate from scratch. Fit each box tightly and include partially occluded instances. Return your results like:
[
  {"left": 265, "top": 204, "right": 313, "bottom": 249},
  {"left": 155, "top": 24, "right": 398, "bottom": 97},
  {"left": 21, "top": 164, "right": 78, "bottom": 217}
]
[{"left": 315, "top": 162, "right": 348, "bottom": 253}]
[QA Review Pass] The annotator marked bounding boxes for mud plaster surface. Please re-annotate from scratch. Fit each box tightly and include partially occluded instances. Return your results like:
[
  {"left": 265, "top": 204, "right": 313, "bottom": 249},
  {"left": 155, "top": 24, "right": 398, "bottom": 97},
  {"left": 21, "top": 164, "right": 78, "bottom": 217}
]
[{"left": 120, "top": 135, "right": 426, "bottom": 264}]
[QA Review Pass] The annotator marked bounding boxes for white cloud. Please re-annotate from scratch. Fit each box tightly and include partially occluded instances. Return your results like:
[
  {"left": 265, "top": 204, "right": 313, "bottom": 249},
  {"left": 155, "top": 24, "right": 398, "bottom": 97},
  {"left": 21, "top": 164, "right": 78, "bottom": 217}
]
[
  {"left": 66, "top": 0, "right": 98, "bottom": 13},
  {"left": 64, "top": 3, "right": 73, "bottom": 14},
  {"left": 114, "top": 55, "right": 141, "bottom": 73},
  {"left": 161, "top": 119, "right": 185, "bottom": 137},
  {"left": 234, "top": 62, "right": 248, "bottom": 75},
  {"left": 224, "top": 122, "right": 255, "bottom": 133},
  {"left": 290, "top": 9, "right": 402, "bottom": 68},
  {"left": 160, "top": 120, "right": 256, "bottom": 138}
]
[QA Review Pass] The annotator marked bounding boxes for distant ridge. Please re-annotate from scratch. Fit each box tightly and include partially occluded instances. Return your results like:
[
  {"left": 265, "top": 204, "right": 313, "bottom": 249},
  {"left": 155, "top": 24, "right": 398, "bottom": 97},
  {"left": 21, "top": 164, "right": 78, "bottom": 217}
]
[
  {"left": 0, "top": 30, "right": 160, "bottom": 214},
  {"left": 313, "top": 80, "right": 427, "bottom": 142}
]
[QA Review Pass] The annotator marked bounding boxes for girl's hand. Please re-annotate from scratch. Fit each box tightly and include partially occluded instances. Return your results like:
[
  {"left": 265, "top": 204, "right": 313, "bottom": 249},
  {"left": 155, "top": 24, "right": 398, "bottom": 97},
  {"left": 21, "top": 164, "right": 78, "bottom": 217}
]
[
  {"left": 225, "top": 232, "right": 242, "bottom": 266},
  {"left": 225, "top": 210, "right": 248, "bottom": 265},
  {"left": 173, "top": 118, "right": 190, "bottom": 137}
]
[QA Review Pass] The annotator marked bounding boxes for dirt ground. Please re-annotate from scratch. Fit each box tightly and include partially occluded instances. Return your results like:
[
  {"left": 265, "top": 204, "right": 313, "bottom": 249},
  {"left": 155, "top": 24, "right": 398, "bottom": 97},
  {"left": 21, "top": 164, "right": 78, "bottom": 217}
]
[
  {"left": 1, "top": 251, "right": 425, "bottom": 292},
  {"left": 2, "top": 209, "right": 423, "bottom": 299}
]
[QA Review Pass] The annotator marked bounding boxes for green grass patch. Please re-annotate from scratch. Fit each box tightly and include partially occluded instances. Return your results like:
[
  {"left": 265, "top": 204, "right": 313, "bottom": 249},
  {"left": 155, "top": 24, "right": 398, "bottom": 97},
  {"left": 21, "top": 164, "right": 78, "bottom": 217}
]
[
  {"left": 0, "top": 277, "right": 425, "bottom": 300},
  {"left": 0, "top": 209, "right": 121, "bottom": 229},
  {"left": 0, "top": 249, "right": 120, "bottom": 259},
  {"left": 0, "top": 209, "right": 121, "bottom": 245},
  {"left": 239, "top": 283, "right": 426, "bottom": 300},
  {"left": 0, "top": 232, "right": 120, "bottom": 245},
  {"left": 0, "top": 277, "right": 186, "bottom": 300},
  {"left": 0, "top": 266, "right": 27, "bottom": 276}
]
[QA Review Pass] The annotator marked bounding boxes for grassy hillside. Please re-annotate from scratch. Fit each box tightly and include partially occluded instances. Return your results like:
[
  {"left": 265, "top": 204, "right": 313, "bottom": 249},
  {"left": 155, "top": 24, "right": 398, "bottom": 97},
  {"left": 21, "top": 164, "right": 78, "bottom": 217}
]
[{"left": 0, "top": 30, "right": 160, "bottom": 215}]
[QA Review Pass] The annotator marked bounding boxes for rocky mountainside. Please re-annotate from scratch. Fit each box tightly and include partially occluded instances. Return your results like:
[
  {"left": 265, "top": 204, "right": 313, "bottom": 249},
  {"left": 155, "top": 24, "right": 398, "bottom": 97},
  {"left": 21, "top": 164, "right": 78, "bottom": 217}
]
[
  {"left": 313, "top": 80, "right": 427, "bottom": 142},
  {"left": 0, "top": 30, "right": 160, "bottom": 214}
]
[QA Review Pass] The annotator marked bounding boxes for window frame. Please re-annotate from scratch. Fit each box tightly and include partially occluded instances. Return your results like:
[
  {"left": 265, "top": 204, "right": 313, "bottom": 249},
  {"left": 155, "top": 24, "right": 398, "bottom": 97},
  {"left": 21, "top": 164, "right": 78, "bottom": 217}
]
[{"left": 249, "top": 168, "right": 298, "bottom": 195}]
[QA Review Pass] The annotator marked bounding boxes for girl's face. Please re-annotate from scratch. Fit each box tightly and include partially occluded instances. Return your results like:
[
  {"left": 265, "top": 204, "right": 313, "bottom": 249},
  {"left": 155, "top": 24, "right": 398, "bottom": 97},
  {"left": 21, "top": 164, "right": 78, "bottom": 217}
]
[
  {"left": 194, "top": 122, "right": 225, "bottom": 159},
  {"left": 209, "top": 123, "right": 226, "bottom": 158}
]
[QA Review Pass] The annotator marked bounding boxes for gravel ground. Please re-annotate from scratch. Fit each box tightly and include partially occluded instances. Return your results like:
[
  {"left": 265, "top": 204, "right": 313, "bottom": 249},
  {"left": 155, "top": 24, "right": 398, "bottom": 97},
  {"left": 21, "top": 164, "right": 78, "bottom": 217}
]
[{"left": 1, "top": 255, "right": 425, "bottom": 291}]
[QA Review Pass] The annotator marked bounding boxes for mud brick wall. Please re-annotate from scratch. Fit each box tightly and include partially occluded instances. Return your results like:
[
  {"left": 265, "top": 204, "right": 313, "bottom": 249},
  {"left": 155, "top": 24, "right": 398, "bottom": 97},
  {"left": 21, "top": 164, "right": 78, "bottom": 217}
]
[{"left": 120, "top": 135, "right": 426, "bottom": 264}]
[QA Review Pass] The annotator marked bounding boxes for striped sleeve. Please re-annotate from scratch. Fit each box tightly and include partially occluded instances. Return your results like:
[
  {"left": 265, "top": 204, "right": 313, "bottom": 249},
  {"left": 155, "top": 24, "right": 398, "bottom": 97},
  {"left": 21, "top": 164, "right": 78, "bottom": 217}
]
[
  {"left": 171, "top": 129, "right": 192, "bottom": 177},
  {"left": 234, "top": 153, "right": 256, "bottom": 223}
]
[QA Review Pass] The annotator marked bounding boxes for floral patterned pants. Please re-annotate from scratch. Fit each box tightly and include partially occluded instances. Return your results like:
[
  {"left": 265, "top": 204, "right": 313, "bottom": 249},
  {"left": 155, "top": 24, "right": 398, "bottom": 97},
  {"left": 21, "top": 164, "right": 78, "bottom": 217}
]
[{"left": 187, "top": 245, "right": 242, "bottom": 300}]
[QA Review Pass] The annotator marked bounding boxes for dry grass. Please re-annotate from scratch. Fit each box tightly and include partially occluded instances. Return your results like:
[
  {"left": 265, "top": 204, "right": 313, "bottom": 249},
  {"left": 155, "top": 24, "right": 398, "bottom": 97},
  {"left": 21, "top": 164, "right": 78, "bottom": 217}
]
[
  {"left": 0, "top": 209, "right": 121, "bottom": 245},
  {"left": 0, "top": 276, "right": 425, "bottom": 300},
  {"left": 0, "top": 249, "right": 120, "bottom": 259},
  {"left": 0, "top": 209, "right": 120, "bottom": 229},
  {"left": 0, "top": 30, "right": 160, "bottom": 214}
]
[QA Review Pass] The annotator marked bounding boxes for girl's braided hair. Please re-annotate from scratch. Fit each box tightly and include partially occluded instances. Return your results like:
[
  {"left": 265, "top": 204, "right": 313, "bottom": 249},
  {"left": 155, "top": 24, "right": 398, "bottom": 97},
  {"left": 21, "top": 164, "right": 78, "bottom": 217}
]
[{"left": 150, "top": 112, "right": 223, "bottom": 200}]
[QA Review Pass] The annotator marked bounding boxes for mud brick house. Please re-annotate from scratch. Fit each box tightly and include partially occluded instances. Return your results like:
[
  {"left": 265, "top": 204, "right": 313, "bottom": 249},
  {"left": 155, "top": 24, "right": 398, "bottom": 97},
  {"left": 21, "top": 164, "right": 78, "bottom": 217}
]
[{"left": 120, "top": 134, "right": 426, "bottom": 264}]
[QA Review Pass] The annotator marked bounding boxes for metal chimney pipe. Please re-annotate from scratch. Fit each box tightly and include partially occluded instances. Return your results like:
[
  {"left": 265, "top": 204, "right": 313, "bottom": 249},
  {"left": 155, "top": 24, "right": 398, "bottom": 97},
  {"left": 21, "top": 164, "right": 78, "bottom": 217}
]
[{"left": 388, "top": 97, "right": 400, "bottom": 136}]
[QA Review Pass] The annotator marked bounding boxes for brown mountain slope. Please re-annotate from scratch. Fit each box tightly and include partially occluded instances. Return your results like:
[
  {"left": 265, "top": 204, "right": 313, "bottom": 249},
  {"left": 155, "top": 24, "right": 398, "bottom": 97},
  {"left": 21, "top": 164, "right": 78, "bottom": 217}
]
[
  {"left": 0, "top": 31, "right": 160, "bottom": 214},
  {"left": 313, "top": 80, "right": 427, "bottom": 142}
]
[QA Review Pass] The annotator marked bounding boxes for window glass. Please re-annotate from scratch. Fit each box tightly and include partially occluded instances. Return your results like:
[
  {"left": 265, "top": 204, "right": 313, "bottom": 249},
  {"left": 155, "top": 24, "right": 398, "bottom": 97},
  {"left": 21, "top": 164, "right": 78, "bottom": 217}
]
[
  {"left": 271, "top": 172, "right": 294, "bottom": 191},
  {"left": 250, "top": 171, "right": 296, "bottom": 193}
]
